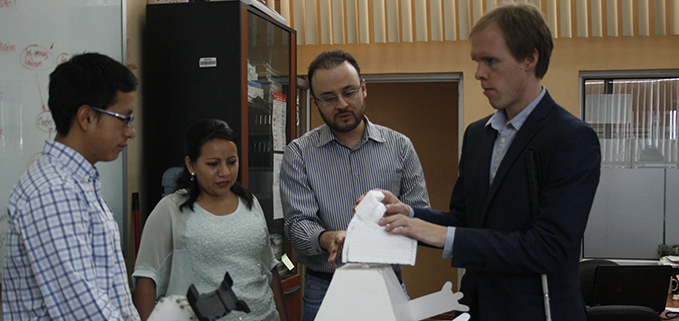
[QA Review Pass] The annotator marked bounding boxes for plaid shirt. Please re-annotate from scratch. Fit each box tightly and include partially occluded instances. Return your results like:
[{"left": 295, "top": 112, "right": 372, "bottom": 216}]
[{"left": 2, "top": 140, "right": 140, "bottom": 321}]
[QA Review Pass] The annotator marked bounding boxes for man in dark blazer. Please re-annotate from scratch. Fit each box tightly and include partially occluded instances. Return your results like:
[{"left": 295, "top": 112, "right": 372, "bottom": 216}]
[{"left": 376, "top": 3, "right": 601, "bottom": 321}]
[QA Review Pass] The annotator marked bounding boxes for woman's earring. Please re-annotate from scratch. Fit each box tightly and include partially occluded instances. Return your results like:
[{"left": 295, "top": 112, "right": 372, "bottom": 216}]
[{"left": 190, "top": 173, "right": 195, "bottom": 182}]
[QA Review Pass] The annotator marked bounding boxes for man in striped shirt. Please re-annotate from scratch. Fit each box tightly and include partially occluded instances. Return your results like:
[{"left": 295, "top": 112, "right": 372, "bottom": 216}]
[
  {"left": 2, "top": 53, "right": 141, "bottom": 320},
  {"left": 280, "top": 50, "right": 430, "bottom": 321}
]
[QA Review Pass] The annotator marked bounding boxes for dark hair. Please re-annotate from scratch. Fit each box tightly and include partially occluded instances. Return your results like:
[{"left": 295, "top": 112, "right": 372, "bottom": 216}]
[
  {"left": 470, "top": 3, "right": 553, "bottom": 79},
  {"left": 48, "top": 53, "right": 139, "bottom": 137},
  {"left": 307, "top": 50, "right": 362, "bottom": 97},
  {"left": 177, "top": 118, "right": 254, "bottom": 211}
]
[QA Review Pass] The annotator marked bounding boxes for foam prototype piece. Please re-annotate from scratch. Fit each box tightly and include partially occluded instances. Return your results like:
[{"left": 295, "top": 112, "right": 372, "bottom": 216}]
[
  {"left": 342, "top": 190, "right": 417, "bottom": 265},
  {"left": 315, "top": 264, "right": 470, "bottom": 321},
  {"left": 147, "top": 295, "right": 196, "bottom": 321}
]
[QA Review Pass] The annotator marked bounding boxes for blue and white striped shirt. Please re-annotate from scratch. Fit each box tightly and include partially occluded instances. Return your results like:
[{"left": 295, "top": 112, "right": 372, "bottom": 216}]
[
  {"left": 280, "top": 119, "right": 430, "bottom": 273},
  {"left": 2, "top": 140, "right": 140, "bottom": 321}
]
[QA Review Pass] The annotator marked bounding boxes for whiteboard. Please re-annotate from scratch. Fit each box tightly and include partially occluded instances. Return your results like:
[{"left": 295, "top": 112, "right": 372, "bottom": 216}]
[{"left": 0, "top": 0, "right": 127, "bottom": 269}]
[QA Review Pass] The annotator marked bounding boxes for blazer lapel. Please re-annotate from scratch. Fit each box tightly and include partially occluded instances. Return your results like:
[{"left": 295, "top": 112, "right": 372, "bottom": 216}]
[
  {"left": 467, "top": 122, "right": 498, "bottom": 227},
  {"left": 478, "top": 125, "right": 496, "bottom": 199}
]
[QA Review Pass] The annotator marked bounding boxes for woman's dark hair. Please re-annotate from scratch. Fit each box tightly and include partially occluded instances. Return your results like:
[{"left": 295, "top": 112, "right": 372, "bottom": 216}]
[{"left": 176, "top": 118, "right": 254, "bottom": 211}]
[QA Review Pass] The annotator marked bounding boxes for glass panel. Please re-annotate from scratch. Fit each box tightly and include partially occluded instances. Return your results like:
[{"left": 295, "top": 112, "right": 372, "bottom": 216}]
[
  {"left": 246, "top": 11, "right": 291, "bottom": 270},
  {"left": 582, "top": 74, "right": 679, "bottom": 260},
  {"left": 296, "top": 78, "right": 310, "bottom": 136},
  {"left": 584, "top": 78, "right": 679, "bottom": 167}
]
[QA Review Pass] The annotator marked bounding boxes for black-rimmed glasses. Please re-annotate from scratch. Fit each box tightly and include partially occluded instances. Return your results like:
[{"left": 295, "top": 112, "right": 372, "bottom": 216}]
[
  {"left": 315, "top": 84, "right": 363, "bottom": 107},
  {"left": 91, "top": 107, "right": 134, "bottom": 127}
]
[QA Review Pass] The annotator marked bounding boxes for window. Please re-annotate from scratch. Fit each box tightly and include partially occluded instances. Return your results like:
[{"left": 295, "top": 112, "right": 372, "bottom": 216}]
[
  {"left": 581, "top": 71, "right": 679, "bottom": 261},
  {"left": 583, "top": 76, "right": 679, "bottom": 167}
]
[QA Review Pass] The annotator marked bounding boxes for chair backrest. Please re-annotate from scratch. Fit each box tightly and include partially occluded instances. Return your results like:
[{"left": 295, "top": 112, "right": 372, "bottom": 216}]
[
  {"left": 586, "top": 305, "right": 660, "bottom": 321},
  {"left": 592, "top": 265, "right": 672, "bottom": 313},
  {"left": 580, "top": 260, "right": 664, "bottom": 321},
  {"left": 579, "top": 259, "right": 619, "bottom": 306},
  {"left": 162, "top": 167, "right": 184, "bottom": 197}
]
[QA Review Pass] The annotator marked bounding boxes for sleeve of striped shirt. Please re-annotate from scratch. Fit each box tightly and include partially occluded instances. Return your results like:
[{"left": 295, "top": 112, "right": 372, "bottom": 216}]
[
  {"left": 398, "top": 138, "right": 431, "bottom": 209},
  {"left": 280, "top": 142, "right": 326, "bottom": 256},
  {"left": 17, "top": 184, "right": 127, "bottom": 320}
]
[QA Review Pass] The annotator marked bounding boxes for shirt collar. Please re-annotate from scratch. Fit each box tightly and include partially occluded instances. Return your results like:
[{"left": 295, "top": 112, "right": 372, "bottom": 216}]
[
  {"left": 316, "top": 117, "right": 384, "bottom": 147},
  {"left": 44, "top": 140, "right": 99, "bottom": 182},
  {"left": 486, "top": 87, "right": 547, "bottom": 132}
]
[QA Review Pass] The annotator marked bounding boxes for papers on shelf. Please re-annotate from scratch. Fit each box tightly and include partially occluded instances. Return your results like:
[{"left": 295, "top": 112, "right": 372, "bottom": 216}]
[
  {"left": 661, "top": 255, "right": 679, "bottom": 267},
  {"left": 342, "top": 190, "right": 417, "bottom": 266},
  {"left": 272, "top": 92, "right": 286, "bottom": 152},
  {"left": 248, "top": 81, "right": 263, "bottom": 102}
]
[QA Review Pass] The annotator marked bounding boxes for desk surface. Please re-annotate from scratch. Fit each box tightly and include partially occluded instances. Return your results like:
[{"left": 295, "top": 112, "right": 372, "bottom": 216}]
[
  {"left": 663, "top": 294, "right": 679, "bottom": 320},
  {"left": 427, "top": 294, "right": 679, "bottom": 320}
]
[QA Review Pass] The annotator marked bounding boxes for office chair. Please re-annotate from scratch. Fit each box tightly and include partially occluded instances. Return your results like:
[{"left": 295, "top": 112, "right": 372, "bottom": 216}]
[
  {"left": 579, "top": 259, "right": 619, "bottom": 306},
  {"left": 579, "top": 259, "right": 661, "bottom": 321},
  {"left": 162, "top": 167, "right": 184, "bottom": 196},
  {"left": 585, "top": 305, "right": 660, "bottom": 321}
]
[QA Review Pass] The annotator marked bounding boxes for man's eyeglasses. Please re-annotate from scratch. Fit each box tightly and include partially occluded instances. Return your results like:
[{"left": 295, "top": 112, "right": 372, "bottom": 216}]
[
  {"left": 315, "top": 85, "right": 363, "bottom": 107},
  {"left": 91, "top": 107, "right": 134, "bottom": 127}
]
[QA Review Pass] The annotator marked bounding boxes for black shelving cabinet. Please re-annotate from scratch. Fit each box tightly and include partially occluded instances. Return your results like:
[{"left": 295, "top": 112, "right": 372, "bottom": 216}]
[{"left": 142, "top": 0, "right": 297, "bottom": 230}]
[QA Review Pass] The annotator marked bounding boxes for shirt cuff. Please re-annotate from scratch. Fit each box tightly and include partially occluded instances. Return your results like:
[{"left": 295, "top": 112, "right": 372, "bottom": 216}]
[
  {"left": 312, "top": 229, "right": 325, "bottom": 254},
  {"left": 442, "top": 227, "right": 456, "bottom": 259},
  {"left": 408, "top": 205, "right": 415, "bottom": 218}
]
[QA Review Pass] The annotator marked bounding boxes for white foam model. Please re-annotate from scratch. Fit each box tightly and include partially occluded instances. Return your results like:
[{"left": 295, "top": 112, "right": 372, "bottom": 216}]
[
  {"left": 315, "top": 264, "right": 470, "bottom": 321},
  {"left": 342, "top": 190, "right": 418, "bottom": 265},
  {"left": 147, "top": 295, "right": 195, "bottom": 321},
  {"left": 146, "top": 265, "right": 471, "bottom": 321}
]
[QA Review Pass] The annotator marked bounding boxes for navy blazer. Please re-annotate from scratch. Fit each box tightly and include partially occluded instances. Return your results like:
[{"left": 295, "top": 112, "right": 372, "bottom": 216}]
[{"left": 414, "top": 91, "right": 601, "bottom": 321}]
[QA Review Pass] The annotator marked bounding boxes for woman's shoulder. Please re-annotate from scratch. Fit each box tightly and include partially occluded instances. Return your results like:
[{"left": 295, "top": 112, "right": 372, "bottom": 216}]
[
  {"left": 151, "top": 190, "right": 191, "bottom": 214},
  {"left": 164, "top": 189, "right": 190, "bottom": 204},
  {"left": 236, "top": 194, "right": 265, "bottom": 217}
]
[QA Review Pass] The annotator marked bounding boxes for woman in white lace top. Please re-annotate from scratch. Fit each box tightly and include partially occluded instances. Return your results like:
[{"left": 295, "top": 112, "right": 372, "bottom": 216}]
[{"left": 132, "top": 119, "right": 289, "bottom": 321}]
